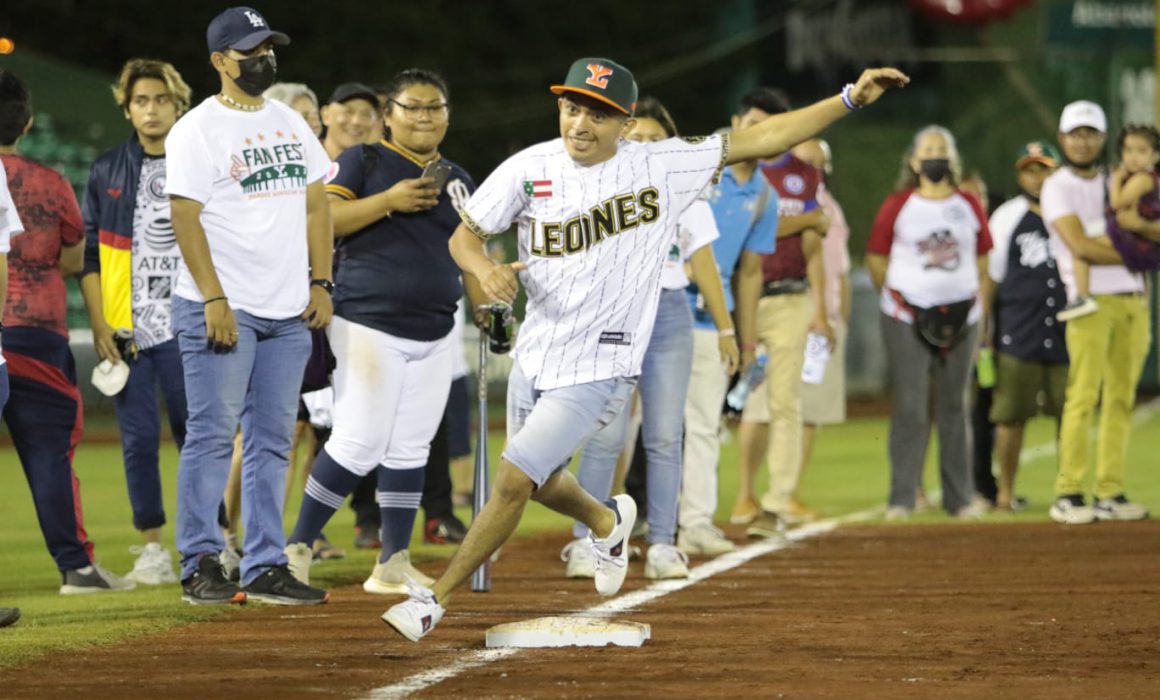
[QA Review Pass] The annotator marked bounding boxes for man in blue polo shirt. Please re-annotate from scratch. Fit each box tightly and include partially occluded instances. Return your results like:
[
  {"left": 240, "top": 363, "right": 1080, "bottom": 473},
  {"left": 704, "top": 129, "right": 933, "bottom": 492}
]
[{"left": 677, "top": 91, "right": 779, "bottom": 556}]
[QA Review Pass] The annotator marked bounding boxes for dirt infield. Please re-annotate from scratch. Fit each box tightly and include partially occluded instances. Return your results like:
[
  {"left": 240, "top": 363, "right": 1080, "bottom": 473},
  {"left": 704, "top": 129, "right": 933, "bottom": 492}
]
[{"left": 3, "top": 521, "right": 1158, "bottom": 699}]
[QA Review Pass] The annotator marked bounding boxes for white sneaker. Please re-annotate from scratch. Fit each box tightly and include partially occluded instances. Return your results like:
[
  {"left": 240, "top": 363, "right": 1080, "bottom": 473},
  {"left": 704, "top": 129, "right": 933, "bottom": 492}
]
[
  {"left": 677, "top": 524, "right": 736, "bottom": 556},
  {"left": 1049, "top": 495, "right": 1096, "bottom": 525},
  {"left": 124, "top": 543, "right": 177, "bottom": 585},
  {"left": 363, "top": 550, "right": 435, "bottom": 595},
  {"left": 60, "top": 563, "right": 137, "bottom": 595},
  {"left": 560, "top": 539, "right": 596, "bottom": 578},
  {"left": 219, "top": 545, "right": 242, "bottom": 583},
  {"left": 954, "top": 503, "right": 985, "bottom": 520},
  {"left": 644, "top": 543, "right": 689, "bottom": 580},
  {"left": 382, "top": 581, "right": 444, "bottom": 642},
  {"left": 284, "top": 542, "right": 313, "bottom": 584},
  {"left": 1093, "top": 495, "right": 1149, "bottom": 522},
  {"left": 884, "top": 506, "right": 911, "bottom": 522},
  {"left": 590, "top": 495, "right": 636, "bottom": 596}
]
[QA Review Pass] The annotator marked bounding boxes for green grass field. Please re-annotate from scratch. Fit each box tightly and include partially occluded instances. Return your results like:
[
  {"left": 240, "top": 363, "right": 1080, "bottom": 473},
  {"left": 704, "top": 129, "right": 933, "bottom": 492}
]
[{"left": 1, "top": 405, "right": 1158, "bottom": 666}]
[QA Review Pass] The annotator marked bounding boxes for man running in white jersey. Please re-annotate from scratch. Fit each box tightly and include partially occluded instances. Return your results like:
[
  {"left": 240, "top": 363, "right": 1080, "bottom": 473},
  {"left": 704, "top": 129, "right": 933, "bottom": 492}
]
[{"left": 383, "top": 57, "right": 908, "bottom": 641}]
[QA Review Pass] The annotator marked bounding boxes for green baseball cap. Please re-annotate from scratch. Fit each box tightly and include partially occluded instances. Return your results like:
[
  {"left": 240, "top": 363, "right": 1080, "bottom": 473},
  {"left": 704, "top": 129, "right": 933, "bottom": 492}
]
[
  {"left": 1015, "top": 141, "right": 1060, "bottom": 169},
  {"left": 550, "top": 58, "right": 638, "bottom": 115}
]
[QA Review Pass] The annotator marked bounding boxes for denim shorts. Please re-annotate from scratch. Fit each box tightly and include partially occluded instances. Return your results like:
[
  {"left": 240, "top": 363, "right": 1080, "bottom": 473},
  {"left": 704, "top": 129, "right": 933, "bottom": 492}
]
[{"left": 503, "top": 362, "right": 636, "bottom": 487}]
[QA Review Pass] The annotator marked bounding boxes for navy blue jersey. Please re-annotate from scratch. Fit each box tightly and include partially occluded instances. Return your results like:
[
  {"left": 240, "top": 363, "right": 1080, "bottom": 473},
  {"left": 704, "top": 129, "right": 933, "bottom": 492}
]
[
  {"left": 326, "top": 141, "right": 475, "bottom": 341},
  {"left": 988, "top": 196, "right": 1068, "bottom": 364}
]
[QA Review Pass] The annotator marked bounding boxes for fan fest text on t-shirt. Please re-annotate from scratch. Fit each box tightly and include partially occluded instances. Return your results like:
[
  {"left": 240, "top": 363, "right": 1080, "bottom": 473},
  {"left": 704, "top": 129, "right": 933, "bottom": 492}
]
[
  {"left": 459, "top": 135, "right": 728, "bottom": 390},
  {"left": 163, "top": 97, "right": 330, "bottom": 319}
]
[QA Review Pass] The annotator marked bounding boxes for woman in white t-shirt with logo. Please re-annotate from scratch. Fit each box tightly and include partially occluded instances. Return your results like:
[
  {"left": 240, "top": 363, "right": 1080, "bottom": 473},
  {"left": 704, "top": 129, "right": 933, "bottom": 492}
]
[{"left": 866, "top": 125, "right": 993, "bottom": 520}]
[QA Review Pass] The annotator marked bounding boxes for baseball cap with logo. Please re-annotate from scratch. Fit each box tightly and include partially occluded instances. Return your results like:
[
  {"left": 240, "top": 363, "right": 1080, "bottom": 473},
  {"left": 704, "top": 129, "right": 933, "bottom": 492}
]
[
  {"left": 1058, "top": 100, "right": 1107, "bottom": 134},
  {"left": 1015, "top": 141, "right": 1060, "bottom": 169},
  {"left": 328, "top": 82, "right": 379, "bottom": 107},
  {"left": 207, "top": 6, "right": 290, "bottom": 55},
  {"left": 550, "top": 58, "right": 638, "bottom": 115}
]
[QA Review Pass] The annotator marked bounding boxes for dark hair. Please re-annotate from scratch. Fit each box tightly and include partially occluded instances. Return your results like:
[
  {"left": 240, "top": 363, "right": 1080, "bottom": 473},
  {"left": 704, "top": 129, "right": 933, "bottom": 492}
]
[
  {"left": 633, "top": 96, "right": 678, "bottom": 138},
  {"left": 0, "top": 70, "right": 32, "bottom": 147},
  {"left": 737, "top": 87, "right": 790, "bottom": 117},
  {"left": 383, "top": 68, "right": 449, "bottom": 105},
  {"left": 1117, "top": 123, "right": 1160, "bottom": 156}
]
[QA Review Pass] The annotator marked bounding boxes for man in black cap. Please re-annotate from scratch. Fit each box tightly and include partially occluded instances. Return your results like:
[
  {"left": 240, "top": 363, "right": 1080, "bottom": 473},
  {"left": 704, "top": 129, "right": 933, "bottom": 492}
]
[
  {"left": 321, "top": 83, "right": 380, "bottom": 161},
  {"left": 383, "top": 57, "right": 909, "bottom": 641},
  {"left": 166, "top": 6, "right": 334, "bottom": 606}
]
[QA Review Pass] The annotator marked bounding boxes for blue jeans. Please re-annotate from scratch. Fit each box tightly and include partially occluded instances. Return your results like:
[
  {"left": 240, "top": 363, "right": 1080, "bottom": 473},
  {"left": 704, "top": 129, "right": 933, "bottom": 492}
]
[
  {"left": 574, "top": 288, "right": 694, "bottom": 545},
  {"left": 173, "top": 297, "right": 310, "bottom": 585},
  {"left": 115, "top": 339, "right": 187, "bottom": 531}
]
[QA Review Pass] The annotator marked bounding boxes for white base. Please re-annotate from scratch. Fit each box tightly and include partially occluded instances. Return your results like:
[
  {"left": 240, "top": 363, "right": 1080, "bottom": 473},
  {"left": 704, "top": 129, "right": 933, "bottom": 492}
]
[{"left": 485, "top": 616, "right": 651, "bottom": 648}]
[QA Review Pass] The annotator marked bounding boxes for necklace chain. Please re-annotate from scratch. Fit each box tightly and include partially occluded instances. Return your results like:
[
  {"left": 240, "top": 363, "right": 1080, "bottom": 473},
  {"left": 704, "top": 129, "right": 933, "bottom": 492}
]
[{"left": 218, "top": 93, "right": 265, "bottom": 112}]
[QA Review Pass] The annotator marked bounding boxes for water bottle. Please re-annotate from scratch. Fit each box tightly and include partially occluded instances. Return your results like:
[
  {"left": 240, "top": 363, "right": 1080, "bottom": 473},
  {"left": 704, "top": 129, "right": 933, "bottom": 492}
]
[
  {"left": 487, "top": 304, "right": 514, "bottom": 355},
  {"left": 801, "top": 332, "right": 831, "bottom": 385},
  {"left": 976, "top": 347, "right": 996, "bottom": 389},
  {"left": 726, "top": 355, "right": 768, "bottom": 412}
]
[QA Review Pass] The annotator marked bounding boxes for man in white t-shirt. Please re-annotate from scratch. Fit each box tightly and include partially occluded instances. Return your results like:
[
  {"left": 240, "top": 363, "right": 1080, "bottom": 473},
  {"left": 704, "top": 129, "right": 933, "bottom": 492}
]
[
  {"left": 1041, "top": 101, "right": 1150, "bottom": 525},
  {"left": 165, "top": 7, "right": 334, "bottom": 606},
  {"left": 382, "top": 56, "right": 909, "bottom": 641}
]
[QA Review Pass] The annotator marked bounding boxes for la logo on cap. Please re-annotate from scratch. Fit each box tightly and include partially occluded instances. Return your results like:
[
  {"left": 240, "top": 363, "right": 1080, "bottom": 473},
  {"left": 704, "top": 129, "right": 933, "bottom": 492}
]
[
  {"left": 243, "top": 9, "right": 266, "bottom": 27},
  {"left": 586, "top": 63, "right": 613, "bottom": 89}
]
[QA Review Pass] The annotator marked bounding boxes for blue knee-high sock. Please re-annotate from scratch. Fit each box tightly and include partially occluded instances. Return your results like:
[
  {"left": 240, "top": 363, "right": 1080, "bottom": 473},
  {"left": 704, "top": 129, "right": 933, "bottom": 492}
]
[
  {"left": 377, "top": 466, "right": 425, "bottom": 563},
  {"left": 290, "top": 448, "right": 363, "bottom": 545}
]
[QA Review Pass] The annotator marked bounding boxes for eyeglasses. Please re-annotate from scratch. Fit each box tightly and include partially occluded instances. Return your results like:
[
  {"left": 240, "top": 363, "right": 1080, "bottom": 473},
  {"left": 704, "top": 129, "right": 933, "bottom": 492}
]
[{"left": 389, "top": 99, "right": 449, "bottom": 120}]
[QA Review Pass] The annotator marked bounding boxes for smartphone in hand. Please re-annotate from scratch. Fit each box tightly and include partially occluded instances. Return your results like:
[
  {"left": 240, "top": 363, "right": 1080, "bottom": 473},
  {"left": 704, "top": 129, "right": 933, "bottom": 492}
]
[{"left": 420, "top": 161, "right": 453, "bottom": 192}]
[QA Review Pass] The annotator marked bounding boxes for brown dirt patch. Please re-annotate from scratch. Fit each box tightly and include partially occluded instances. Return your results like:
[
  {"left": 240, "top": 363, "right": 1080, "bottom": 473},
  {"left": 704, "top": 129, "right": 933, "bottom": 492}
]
[{"left": 2, "top": 521, "right": 1158, "bottom": 699}]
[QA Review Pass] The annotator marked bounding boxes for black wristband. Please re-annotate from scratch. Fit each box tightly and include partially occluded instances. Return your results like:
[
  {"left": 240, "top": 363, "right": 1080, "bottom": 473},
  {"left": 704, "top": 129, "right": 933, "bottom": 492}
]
[
  {"left": 310, "top": 279, "right": 335, "bottom": 295},
  {"left": 204, "top": 296, "right": 228, "bottom": 305}
]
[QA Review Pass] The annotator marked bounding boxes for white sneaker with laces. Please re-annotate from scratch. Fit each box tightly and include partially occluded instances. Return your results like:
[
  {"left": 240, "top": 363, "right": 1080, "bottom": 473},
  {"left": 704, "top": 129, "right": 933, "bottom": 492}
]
[
  {"left": 1093, "top": 495, "right": 1149, "bottom": 521},
  {"left": 364, "top": 550, "right": 435, "bottom": 595},
  {"left": 644, "top": 543, "right": 689, "bottom": 580},
  {"left": 560, "top": 539, "right": 596, "bottom": 578},
  {"left": 884, "top": 506, "right": 911, "bottom": 522},
  {"left": 1049, "top": 495, "right": 1095, "bottom": 524},
  {"left": 124, "top": 543, "right": 177, "bottom": 585},
  {"left": 284, "top": 542, "right": 313, "bottom": 584},
  {"left": 382, "top": 581, "right": 444, "bottom": 642},
  {"left": 677, "top": 524, "right": 736, "bottom": 556},
  {"left": 589, "top": 495, "right": 637, "bottom": 596}
]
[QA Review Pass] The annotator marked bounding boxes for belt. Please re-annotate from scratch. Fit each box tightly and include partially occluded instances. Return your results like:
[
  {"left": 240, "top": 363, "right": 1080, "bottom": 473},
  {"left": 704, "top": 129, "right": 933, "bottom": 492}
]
[{"left": 762, "top": 278, "right": 809, "bottom": 297}]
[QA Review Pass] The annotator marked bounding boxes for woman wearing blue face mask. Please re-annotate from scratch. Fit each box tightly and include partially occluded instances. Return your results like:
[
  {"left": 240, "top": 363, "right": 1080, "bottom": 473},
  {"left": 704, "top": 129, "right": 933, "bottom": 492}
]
[{"left": 865, "top": 125, "right": 994, "bottom": 521}]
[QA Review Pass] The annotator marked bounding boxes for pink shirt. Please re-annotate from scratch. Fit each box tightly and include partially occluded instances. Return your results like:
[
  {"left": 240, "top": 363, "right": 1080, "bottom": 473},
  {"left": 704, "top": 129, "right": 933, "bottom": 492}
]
[
  {"left": 1041, "top": 166, "right": 1144, "bottom": 298},
  {"left": 818, "top": 187, "right": 850, "bottom": 329}
]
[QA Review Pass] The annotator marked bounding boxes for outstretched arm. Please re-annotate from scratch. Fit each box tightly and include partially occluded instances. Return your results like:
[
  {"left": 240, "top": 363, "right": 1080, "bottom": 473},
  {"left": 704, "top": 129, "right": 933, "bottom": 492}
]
[{"left": 727, "top": 68, "right": 909, "bottom": 165}]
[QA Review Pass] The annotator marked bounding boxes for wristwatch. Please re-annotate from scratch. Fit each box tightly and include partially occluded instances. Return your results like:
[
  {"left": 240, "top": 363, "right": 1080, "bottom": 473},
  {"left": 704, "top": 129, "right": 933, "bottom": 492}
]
[{"left": 310, "top": 278, "right": 334, "bottom": 295}]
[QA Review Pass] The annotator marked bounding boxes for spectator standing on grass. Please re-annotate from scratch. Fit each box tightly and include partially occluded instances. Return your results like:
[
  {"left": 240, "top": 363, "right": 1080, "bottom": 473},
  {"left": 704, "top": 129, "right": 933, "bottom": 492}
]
[
  {"left": 283, "top": 68, "right": 482, "bottom": 595},
  {"left": 167, "top": 6, "right": 333, "bottom": 605},
  {"left": 320, "top": 82, "right": 379, "bottom": 161},
  {"left": 677, "top": 96, "right": 778, "bottom": 558},
  {"left": 866, "top": 125, "right": 992, "bottom": 521},
  {"left": 734, "top": 89, "right": 835, "bottom": 537},
  {"left": 561, "top": 96, "right": 739, "bottom": 581},
  {"left": 790, "top": 138, "right": 850, "bottom": 509},
  {"left": 79, "top": 59, "right": 193, "bottom": 586},
  {"left": 1042, "top": 101, "right": 1150, "bottom": 524},
  {"left": 985, "top": 142, "right": 1067, "bottom": 511},
  {"left": 1, "top": 156, "right": 24, "bottom": 626},
  {"left": 264, "top": 82, "right": 322, "bottom": 138},
  {"left": 0, "top": 70, "right": 134, "bottom": 594}
]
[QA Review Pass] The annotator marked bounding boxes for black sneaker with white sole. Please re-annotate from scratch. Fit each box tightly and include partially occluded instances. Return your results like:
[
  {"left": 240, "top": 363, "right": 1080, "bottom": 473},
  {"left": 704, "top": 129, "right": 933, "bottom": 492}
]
[
  {"left": 60, "top": 563, "right": 136, "bottom": 595},
  {"left": 244, "top": 565, "right": 330, "bottom": 605},
  {"left": 182, "top": 554, "right": 246, "bottom": 605},
  {"left": 0, "top": 608, "right": 20, "bottom": 628}
]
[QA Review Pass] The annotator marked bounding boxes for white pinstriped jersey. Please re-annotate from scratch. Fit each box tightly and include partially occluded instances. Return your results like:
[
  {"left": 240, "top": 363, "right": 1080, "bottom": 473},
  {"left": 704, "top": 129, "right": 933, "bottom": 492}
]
[{"left": 460, "top": 134, "right": 729, "bottom": 390}]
